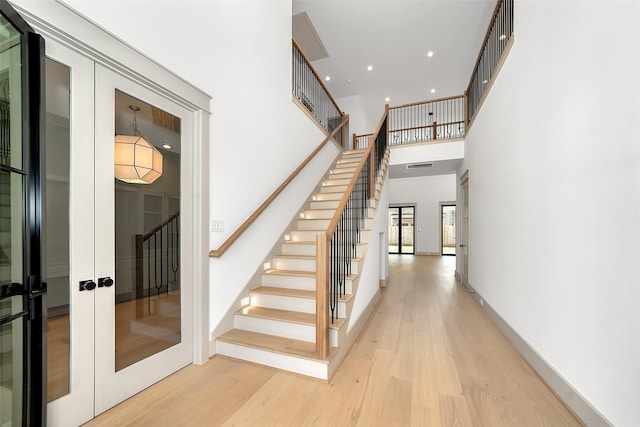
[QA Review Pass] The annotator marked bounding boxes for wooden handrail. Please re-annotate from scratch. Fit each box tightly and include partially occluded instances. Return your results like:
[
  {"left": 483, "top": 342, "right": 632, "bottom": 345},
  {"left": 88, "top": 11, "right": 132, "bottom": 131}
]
[
  {"left": 209, "top": 116, "right": 349, "bottom": 258},
  {"left": 143, "top": 212, "right": 180, "bottom": 241},
  {"left": 292, "top": 37, "right": 342, "bottom": 119},
  {"left": 389, "top": 120, "right": 466, "bottom": 134},
  {"left": 315, "top": 106, "right": 389, "bottom": 359},
  {"left": 389, "top": 94, "right": 465, "bottom": 111}
]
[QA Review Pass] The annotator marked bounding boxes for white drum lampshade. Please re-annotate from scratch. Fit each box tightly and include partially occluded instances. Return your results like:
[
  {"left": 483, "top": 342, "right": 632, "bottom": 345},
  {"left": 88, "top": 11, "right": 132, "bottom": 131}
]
[{"left": 114, "top": 134, "right": 163, "bottom": 184}]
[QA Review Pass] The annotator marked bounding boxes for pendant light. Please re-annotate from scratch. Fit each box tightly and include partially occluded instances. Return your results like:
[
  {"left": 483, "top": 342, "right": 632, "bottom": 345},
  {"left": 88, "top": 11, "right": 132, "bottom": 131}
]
[{"left": 114, "top": 105, "right": 163, "bottom": 184}]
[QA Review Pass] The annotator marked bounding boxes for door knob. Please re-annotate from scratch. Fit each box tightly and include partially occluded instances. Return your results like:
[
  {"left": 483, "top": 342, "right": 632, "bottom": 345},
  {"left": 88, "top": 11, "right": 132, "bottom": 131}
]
[
  {"left": 79, "top": 280, "right": 96, "bottom": 291},
  {"left": 98, "top": 277, "right": 114, "bottom": 288}
]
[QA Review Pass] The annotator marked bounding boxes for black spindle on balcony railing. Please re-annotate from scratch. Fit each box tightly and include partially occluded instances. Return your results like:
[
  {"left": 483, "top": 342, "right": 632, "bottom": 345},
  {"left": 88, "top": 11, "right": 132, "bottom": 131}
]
[
  {"left": 466, "top": 0, "right": 514, "bottom": 124},
  {"left": 388, "top": 95, "right": 465, "bottom": 146},
  {"left": 135, "top": 212, "right": 180, "bottom": 316},
  {"left": 292, "top": 39, "right": 344, "bottom": 146}
]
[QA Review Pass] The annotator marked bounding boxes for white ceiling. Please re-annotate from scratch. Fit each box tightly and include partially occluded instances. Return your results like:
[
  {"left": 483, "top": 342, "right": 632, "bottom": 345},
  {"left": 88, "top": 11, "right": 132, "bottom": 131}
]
[
  {"left": 292, "top": 1, "right": 494, "bottom": 178},
  {"left": 292, "top": 0, "right": 496, "bottom": 106}
]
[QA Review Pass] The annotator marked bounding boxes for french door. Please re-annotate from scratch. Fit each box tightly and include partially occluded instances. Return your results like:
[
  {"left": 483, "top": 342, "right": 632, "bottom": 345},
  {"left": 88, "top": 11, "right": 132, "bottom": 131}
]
[
  {"left": 45, "top": 40, "right": 194, "bottom": 426},
  {"left": 388, "top": 206, "right": 415, "bottom": 254}
]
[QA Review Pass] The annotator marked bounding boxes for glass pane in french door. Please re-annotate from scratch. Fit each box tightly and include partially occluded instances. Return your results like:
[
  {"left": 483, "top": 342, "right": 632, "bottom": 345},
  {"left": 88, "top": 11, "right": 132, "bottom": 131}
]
[
  {"left": 45, "top": 57, "right": 71, "bottom": 402},
  {"left": 113, "top": 90, "right": 181, "bottom": 371},
  {"left": 388, "top": 207, "right": 400, "bottom": 253},
  {"left": 0, "top": 13, "right": 25, "bottom": 424},
  {"left": 402, "top": 207, "right": 415, "bottom": 254}
]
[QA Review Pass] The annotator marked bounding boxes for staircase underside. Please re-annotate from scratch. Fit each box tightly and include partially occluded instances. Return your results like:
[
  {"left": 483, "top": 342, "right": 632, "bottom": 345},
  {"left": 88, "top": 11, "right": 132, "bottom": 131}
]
[{"left": 216, "top": 148, "right": 388, "bottom": 380}]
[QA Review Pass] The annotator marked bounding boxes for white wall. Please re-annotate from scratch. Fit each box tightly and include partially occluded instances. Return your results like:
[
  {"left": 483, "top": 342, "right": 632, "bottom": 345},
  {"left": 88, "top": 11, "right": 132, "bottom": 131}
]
[
  {"left": 336, "top": 94, "right": 384, "bottom": 138},
  {"left": 56, "top": 1, "right": 336, "bottom": 341},
  {"left": 388, "top": 174, "right": 456, "bottom": 255},
  {"left": 458, "top": 1, "right": 640, "bottom": 425}
]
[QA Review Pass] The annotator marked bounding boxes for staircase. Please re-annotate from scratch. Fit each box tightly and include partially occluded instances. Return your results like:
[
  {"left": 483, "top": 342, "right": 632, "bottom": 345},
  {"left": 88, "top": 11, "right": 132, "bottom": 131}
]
[{"left": 216, "top": 147, "right": 388, "bottom": 380}]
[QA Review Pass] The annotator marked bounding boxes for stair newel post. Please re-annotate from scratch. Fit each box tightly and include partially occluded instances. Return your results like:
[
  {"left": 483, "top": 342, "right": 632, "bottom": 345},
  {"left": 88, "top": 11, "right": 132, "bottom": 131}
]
[{"left": 316, "top": 233, "right": 330, "bottom": 359}]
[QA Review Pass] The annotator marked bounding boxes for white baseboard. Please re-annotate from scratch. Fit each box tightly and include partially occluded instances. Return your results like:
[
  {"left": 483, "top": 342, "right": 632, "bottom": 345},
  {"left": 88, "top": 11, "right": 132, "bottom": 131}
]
[{"left": 462, "top": 282, "right": 612, "bottom": 427}]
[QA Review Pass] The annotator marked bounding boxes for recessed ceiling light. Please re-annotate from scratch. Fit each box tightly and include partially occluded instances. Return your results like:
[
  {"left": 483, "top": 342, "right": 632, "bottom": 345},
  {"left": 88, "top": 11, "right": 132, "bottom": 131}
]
[
  {"left": 347, "top": 79, "right": 352, "bottom": 83},
  {"left": 482, "top": 79, "right": 488, "bottom": 84},
  {"left": 430, "top": 88, "right": 436, "bottom": 94},
  {"left": 385, "top": 97, "right": 390, "bottom": 102},
  {"left": 427, "top": 51, "right": 434, "bottom": 57},
  {"left": 499, "top": 34, "right": 506, "bottom": 40},
  {"left": 162, "top": 143, "right": 172, "bottom": 149},
  {"left": 325, "top": 76, "right": 330, "bottom": 81},
  {"left": 367, "top": 65, "right": 373, "bottom": 71}
]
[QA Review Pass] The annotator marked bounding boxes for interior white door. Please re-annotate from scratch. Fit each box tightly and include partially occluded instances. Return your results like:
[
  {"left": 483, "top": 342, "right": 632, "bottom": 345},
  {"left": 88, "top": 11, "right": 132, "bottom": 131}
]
[
  {"left": 45, "top": 45, "right": 194, "bottom": 425},
  {"left": 460, "top": 173, "right": 470, "bottom": 286},
  {"left": 93, "top": 64, "right": 194, "bottom": 414},
  {"left": 45, "top": 40, "right": 96, "bottom": 427}
]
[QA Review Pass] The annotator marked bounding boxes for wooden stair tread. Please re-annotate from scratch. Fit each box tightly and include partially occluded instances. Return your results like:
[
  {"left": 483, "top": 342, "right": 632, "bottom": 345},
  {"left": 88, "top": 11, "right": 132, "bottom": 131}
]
[
  {"left": 217, "top": 329, "right": 338, "bottom": 362},
  {"left": 250, "top": 286, "right": 353, "bottom": 302},
  {"left": 272, "top": 254, "right": 316, "bottom": 261},
  {"left": 235, "top": 306, "right": 346, "bottom": 329},
  {"left": 264, "top": 269, "right": 315, "bottom": 278}
]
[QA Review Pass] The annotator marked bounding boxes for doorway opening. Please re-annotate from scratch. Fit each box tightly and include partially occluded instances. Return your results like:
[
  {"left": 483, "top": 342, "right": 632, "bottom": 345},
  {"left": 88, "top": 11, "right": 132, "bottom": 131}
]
[
  {"left": 441, "top": 204, "right": 456, "bottom": 256},
  {"left": 388, "top": 206, "right": 415, "bottom": 254}
]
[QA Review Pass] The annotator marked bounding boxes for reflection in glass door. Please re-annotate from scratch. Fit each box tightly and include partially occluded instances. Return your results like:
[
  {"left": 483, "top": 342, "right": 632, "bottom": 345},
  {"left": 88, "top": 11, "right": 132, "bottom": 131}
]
[
  {"left": 45, "top": 58, "right": 71, "bottom": 403},
  {"left": 113, "top": 89, "right": 181, "bottom": 371},
  {"left": 388, "top": 206, "right": 415, "bottom": 254}
]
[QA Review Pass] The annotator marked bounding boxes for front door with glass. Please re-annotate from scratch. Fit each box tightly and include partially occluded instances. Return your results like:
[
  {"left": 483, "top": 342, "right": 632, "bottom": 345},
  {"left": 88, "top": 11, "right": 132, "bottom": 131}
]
[{"left": 0, "top": 3, "right": 45, "bottom": 425}]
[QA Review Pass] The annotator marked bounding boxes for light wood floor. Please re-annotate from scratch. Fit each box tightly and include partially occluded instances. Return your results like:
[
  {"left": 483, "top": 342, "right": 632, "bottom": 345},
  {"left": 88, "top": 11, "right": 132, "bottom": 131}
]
[{"left": 84, "top": 256, "right": 582, "bottom": 426}]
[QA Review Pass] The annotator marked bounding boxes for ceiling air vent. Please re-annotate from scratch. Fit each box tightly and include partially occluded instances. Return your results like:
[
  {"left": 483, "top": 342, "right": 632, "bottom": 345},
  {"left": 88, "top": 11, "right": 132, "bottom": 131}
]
[{"left": 406, "top": 162, "right": 433, "bottom": 169}]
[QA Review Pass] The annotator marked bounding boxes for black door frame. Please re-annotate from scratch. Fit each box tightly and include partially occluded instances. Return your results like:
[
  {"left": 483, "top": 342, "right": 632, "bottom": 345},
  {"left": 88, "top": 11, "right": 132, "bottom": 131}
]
[
  {"left": 389, "top": 205, "right": 415, "bottom": 255},
  {"left": 0, "top": 1, "right": 46, "bottom": 425}
]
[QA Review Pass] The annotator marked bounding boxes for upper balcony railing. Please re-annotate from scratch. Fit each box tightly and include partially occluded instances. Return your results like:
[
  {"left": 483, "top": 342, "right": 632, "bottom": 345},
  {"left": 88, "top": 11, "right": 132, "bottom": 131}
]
[
  {"left": 466, "top": 0, "right": 514, "bottom": 124},
  {"left": 292, "top": 38, "right": 345, "bottom": 146},
  {"left": 361, "top": 0, "right": 513, "bottom": 148},
  {"left": 388, "top": 95, "right": 466, "bottom": 146}
]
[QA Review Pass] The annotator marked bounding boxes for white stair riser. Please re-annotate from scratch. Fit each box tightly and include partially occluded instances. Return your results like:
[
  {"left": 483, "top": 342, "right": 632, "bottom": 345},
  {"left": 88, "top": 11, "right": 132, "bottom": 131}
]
[
  {"left": 313, "top": 192, "right": 343, "bottom": 201},
  {"left": 234, "top": 315, "right": 339, "bottom": 345},
  {"left": 261, "top": 273, "right": 315, "bottom": 290},
  {"left": 311, "top": 200, "right": 340, "bottom": 209},
  {"left": 302, "top": 209, "right": 335, "bottom": 219},
  {"left": 323, "top": 178, "right": 351, "bottom": 186},
  {"left": 250, "top": 293, "right": 315, "bottom": 313},
  {"left": 272, "top": 257, "right": 316, "bottom": 272},
  {"left": 215, "top": 341, "right": 329, "bottom": 380},
  {"left": 282, "top": 243, "right": 316, "bottom": 256},
  {"left": 298, "top": 219, "right": 330, "bottom": 230},
  {"left": 320, "top": 185, "right": 347, "bottom": 193},
  {"left": 249, "top": 293, "right": 348, "bottom": 315},
  {"left": 337, "top": 159, "right": 361, "bottom": 165},
  {"left": 329, "top": 172, "right": 353, "bottom": 180},
  {"left": 290, "top": 229, "right": 325, "bottom": 241}
]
